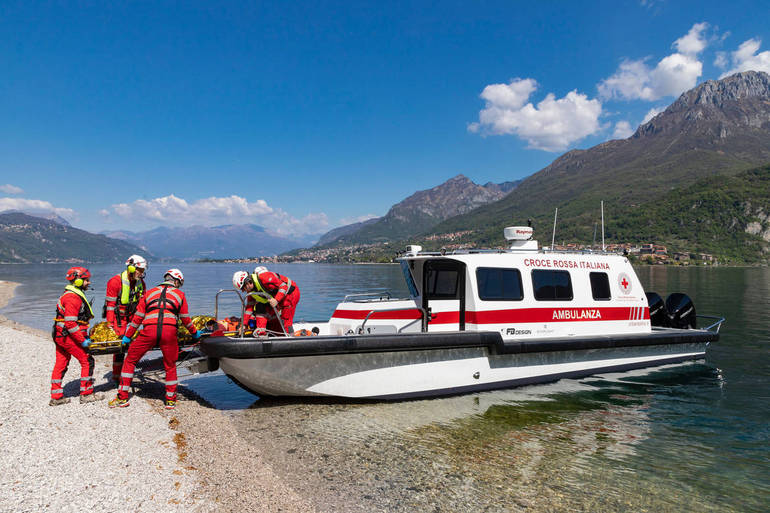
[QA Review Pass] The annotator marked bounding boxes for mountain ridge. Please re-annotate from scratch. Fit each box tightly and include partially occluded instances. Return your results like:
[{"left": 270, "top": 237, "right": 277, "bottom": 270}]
[
  {"left": 0, "top": 212, "right": 147, "bottom": 263},
  {"left": 316, "top": 174, "right": 521, "bottom": 246}
]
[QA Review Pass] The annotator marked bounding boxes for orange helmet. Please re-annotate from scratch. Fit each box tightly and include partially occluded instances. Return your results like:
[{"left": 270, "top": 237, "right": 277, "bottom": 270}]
[{"left": 66, "top": 267, "right": 91, "bottom": 288}]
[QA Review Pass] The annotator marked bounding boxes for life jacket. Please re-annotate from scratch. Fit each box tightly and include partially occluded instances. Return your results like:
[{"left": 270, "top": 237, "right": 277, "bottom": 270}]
[
  {"left": 249, "top": 273, "right": 270, "bottom": 304},
  {"left": 143, "top": 282, "right": 184, "bottom": 341},
  {"left": 102, "top": 271, "right": 145, "bottom": 320},
  {"left": 52, "top": 285, "right": 95, "bottom": 339},
  {"left": 248, "top": 272, "right": 295, "bottom": 304}
]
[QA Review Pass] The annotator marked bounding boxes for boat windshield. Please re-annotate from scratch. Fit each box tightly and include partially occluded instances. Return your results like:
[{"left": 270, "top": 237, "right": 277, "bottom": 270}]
[{"left": 400, "top": 260, "right": 419, "bottom": 298}]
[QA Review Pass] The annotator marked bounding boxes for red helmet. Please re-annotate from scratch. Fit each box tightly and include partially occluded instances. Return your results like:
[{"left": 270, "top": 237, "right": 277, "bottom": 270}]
[
  {"left": 164, "top": 268, "right": 184, "bottom": 286},
  {"left": 66, "top": 267, "right": 91, "bottom": 287}
]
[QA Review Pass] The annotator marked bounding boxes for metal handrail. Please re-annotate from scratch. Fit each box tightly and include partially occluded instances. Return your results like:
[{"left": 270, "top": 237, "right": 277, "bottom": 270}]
[
  {"left": 358, "top": 306, "right": 427, "bottom": 334},
  {"left": 343, "top": 290, "right": 392, "bottom": 302},
  {"left": 697, "top": 314, "right": 725, "bottom": 333},
  {"left": 250, "top": 291, "right": 290, "bottom": 337},
  {"left": 215, "top": 289, "right": 247, "bottom": 337}
]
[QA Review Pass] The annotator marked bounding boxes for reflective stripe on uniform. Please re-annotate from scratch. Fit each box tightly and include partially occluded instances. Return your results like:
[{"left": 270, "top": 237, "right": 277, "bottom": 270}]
[
  {"left": 121, "top": 372, "right": 134, "bottom": 379},
  {"left": 63, "top": 316, "right": 79, "bottom": 321},
  {"left": 144, "top": 312, "right": 178, "bottom": 322},
  {"left": 105, "top": 296, "right": 117, "bottom": 301},
  {"left": 51, "top": 379, "right": 62, "bottom": 384},
  {"left": 165, "top": 380, "right": 178, "bottom": 386},
  {"left": 166, "top": 391, "right": 176, "bottom": 397},
  {"left": 119, "top": 385, "right": 131, "bottom": 392}
]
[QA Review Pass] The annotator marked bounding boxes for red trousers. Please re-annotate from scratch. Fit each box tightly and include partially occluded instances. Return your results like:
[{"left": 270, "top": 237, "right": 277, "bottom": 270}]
[
  {"left": 254, "top": 288, "right": 300, "bottom": 335},
  {"left": 112, "top": 323, "right": 127, "bottom": 382},
  {"left": 117, "top": 325, "right": 179, "bottom": 401},
  {"left": 51, "top": 334, "right": 95, "bottom": 399}
]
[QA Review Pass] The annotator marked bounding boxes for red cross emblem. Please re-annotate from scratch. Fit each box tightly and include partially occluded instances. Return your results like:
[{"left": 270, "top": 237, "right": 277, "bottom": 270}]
[{"left": 618, "top": 272, "right": 632, "bottom": 295}]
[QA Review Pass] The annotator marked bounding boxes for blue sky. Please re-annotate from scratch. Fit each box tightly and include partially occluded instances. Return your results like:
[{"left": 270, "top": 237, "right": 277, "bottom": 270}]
[{"left": 1, "top": 1, "right": 769, "bottom": 237}]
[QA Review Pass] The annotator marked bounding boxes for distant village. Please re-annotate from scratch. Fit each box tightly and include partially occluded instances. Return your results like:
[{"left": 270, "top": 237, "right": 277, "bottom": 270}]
[{"left": 211, "top": 232, "right": 716, "bottom": 265}]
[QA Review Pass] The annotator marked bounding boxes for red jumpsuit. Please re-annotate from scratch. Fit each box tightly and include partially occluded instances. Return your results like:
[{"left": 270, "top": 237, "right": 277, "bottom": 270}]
[
  {"left": 116, "top": 282, "right": 197, "bottom": 402},
  {"left": 51, "top": 287, "right": 96, "bottom": 400},
  {"left": 104, "top": 272, "right": 145, "bottom": 381},
  {"left": 244, "top": 271, "right": 300, "bottom": 335}
]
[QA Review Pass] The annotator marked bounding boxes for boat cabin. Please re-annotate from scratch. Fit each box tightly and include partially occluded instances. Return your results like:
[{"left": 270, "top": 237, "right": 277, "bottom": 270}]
[{"left": 327, "top": 227, "right": 650, "bottom": 340}]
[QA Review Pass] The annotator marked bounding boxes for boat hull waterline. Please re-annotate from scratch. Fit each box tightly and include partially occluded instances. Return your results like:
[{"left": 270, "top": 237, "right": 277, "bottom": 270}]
[{"left": 202, "top": 329, "right": 716, "bottom": 399}]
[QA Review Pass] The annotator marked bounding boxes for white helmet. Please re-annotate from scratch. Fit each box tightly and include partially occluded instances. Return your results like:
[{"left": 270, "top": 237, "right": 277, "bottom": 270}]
[
  {"left": 254, "top": 266, "right": 268, "bottom": 275},
  {"left": 164, "top": 268, "right": 184, "bottom": 286},
  {"left": 233, "top": 271, "right": 249, "bottom": 290},
  {"left": 126, "top": 254, "right": 147, "bottom": 271}
]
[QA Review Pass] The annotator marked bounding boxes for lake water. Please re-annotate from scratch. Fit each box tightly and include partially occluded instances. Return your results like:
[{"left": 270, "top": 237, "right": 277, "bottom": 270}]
[{"left": 1, "top": 263, "right": 768, "bottom": 511}]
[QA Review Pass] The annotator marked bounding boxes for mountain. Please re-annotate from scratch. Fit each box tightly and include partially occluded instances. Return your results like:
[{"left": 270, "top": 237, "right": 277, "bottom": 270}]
[
  {"left": 316, "top": 174, "right": 521, "bottom": 246},
  {"left": 105, "top": 224, "right": 308, "bottom": 260},
  {"left": 0, "top": 209, "right": 71, "bottom": 226},
  {"left": 433, "top": 71, "right": 770, "bottom": 250},
  {"left": 0, "top": 212, "right": 147, "bottom": 263},
  {"left": 607, "top": 164, "right": 770, "bottom": 263},
  {"left": 316, "top": 217, "right": 380, "bottom": 246}
]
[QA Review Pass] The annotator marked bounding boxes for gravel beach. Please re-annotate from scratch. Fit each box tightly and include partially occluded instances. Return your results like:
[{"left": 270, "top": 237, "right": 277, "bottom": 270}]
[{"left": 0, "top": 280, "right": 315, "bottom": 513}]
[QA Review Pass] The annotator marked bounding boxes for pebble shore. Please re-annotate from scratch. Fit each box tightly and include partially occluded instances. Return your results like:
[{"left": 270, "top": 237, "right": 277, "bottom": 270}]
[{"left": 0, "top": 281, "right": 315, "bottom": 513}]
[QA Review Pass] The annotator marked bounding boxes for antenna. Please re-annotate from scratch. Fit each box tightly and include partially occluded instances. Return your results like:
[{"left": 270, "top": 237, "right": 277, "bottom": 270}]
[
  {"left": 592, "top": 223, "right": 597, "bottom": 249},
  {"left": 601, "top": 201, "right": 605, "bottom": 251},
  {"left": 551, "top": 208, "right": 558, "bottom": 250}
]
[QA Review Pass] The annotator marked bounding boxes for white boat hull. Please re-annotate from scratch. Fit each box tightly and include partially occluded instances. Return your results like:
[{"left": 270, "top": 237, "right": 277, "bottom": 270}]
[{"left": 218, "top": 340, "right": 707, "bottom": 399}]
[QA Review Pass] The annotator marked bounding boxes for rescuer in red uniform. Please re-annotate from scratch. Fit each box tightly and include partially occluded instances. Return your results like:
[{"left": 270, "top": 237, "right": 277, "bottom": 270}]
[
  {"left": 104, "top": 254, "right": 147, "bottom": 384},
  {"left": 232, "top": 266, "right": 300, "bottom": 336},
  {"left": 108, "top": 269, "right": 201, "bottom": 410},
  {"left": 50, "top": 267, "right": 104, "bottom": 405}
]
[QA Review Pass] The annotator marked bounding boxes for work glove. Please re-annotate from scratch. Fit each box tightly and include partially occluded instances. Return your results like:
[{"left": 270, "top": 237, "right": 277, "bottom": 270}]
[
  {"left": 81, "top": 338, "right": 91, "bottom": 348},
  {"left": 248, "top": 319, "right": 256, "bottom": 329},
  {"left": 268, "top": 298, "right": 279, "bottom": 308},
  {"left": 192, "top": 330, "right": 202, "bottom": 340},
  {"left": 121, "top": 335, "right": 131, "bottom": 346}
]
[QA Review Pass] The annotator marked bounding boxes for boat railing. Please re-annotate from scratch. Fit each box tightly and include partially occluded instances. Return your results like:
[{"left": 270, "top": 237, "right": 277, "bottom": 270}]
[
  {"left": 698, "top": 315, "right": 725, "bottom": 333},
  {"left": 358, "top": 306, "right": 428, "bottom": 334},
  {"left": 214, "top": 289, "right": 290, "bottom": 337},
  {"left": 215, "top": 288, "right": 247, "bottom": 337},
  {"left": 343, "top": 290, "right": 394, "bottom": 302}
]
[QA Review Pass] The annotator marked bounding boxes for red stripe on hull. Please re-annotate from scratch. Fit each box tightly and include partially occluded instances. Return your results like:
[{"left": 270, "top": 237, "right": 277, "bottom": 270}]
[{"left": 332, "top": 307, "right": 650, "bottom": 324}]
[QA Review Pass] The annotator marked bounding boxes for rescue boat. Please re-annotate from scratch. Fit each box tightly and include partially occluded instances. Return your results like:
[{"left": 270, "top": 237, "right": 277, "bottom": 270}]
[{"left": 200, "top": 226, "right": 724, "bottom": 400}]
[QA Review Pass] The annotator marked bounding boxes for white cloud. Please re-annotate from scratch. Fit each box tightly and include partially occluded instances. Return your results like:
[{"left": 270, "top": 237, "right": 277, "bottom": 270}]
[
  {"left": 598, "top": 23, "right": 708, "bottom": 101},
  {"left": 612, "top": 121, "right": 634, "bottom": 139},
  {"left": 339, "top": 214, "right": 379, "bottom": 225},
  {"left": 642, "top": 106, "right": 665, "bottom": 124},
  {"left": 673, "top": 22, "right": 709, "bottom": 55},
  {"left": 714, "top": 51, "right": 728, "bottom": 69},
  {"left": 719, "top": 38, "right": 770, "bottom": 78},
  {"left": 0, "top": 184, "right": 23, "bottom": 194},
  {"left": 110, "top": 194, "right": 329, "bottom": 236},
  {"left": 469, "top": 78, "right": 603, "bottom": 152},
  {"left": 0, "top": 197, "right": 77, "bottom": 220}
]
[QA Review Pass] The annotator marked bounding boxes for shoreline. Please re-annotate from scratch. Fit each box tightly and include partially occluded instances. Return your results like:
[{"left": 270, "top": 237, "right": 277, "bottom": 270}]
[{"left": 0, "top": 280, "right": 315, "bottom": 512}]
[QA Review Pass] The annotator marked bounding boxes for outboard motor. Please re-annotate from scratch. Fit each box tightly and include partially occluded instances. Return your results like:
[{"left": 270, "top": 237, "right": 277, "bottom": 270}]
[
  {"left": 645, "top": 292, "right": 668, "bottom": 327},
  {"left": 665, "top": 293, "right": 697, "bottom": 329}
]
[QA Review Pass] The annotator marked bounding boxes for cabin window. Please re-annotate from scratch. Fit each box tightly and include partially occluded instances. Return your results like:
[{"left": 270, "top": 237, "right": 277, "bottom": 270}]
[
  {"left": 532, "top": 270, "right": 573, "bottom": 301},
  {"left": 425, "top": 268, "right": 460, "bottom": 298},
  {"left": 476, "top": 268, "right": 524, "bottom": 301},
  {"left": 400, "top": 260, "right": 419, "bottom": 298},
  {"left": 590, "top": 272, "right": 611, "bottom": 300}
]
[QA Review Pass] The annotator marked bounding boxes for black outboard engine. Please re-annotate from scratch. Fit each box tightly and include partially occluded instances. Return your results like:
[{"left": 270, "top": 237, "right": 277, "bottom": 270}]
[
  {"left": 645, "top": 292, "right": 668, "bottom": 327},
  {"left": 665, "top": 293, "right": 697, "bottom": 329}
]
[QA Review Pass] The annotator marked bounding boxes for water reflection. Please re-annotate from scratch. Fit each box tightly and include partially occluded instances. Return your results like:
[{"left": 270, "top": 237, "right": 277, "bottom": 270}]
[{"left": 227, "top": 362, "right": 744, "bottom": 512}]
